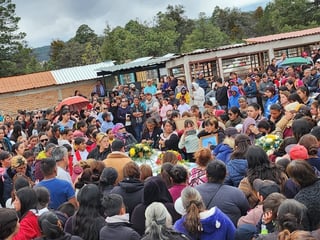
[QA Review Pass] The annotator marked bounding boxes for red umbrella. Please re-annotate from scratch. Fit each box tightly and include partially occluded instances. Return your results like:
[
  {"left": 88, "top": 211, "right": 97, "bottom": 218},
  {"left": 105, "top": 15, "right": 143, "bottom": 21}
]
[{"left": 55, "top": 96, "right": 89, "bottom": 112}]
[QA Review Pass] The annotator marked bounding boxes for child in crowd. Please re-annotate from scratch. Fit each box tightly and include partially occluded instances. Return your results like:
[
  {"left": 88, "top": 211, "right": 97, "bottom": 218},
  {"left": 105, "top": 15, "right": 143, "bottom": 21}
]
[
  {"left": 100, "top": 193, "right": 140, "bottom": 239},
  {"left": 73, "top": 137, "right": 89, "bottom": 164}
]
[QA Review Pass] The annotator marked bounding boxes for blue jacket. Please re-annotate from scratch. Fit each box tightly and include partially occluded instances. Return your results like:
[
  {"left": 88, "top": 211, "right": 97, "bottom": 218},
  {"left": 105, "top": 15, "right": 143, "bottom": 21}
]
[
  {"left": 224, "top": 159, "right": 248, "bottom": 187},
  {"left": 196, "top": 78, "right": 209, "bottom": 90},
  {"left": 213, "top": 144, "right": 233, "bottom": 163},
  {"left": 244, "top": 81, "right": 257, "bottom": 97},
  {"left": 174, "top": 207, "right": 235, "bottom": 240},
  {"left": 228, "top": 86, "right": 240, "bottom": 109},
  {"left": 264, "top": 94, "right": 278, "bottom": 118}
]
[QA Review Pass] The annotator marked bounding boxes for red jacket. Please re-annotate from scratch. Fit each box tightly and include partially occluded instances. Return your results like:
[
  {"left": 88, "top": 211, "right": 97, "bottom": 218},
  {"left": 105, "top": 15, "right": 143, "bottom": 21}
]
[{"left": 13, "top": 211, "right": 41, "bottom": 240}]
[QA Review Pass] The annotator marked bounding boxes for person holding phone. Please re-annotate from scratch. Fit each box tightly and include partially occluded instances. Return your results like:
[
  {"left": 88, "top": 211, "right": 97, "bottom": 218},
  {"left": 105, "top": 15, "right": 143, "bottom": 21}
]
[
  {"left": 178, "top": 119, "right": 199, "bottom": 162},
  {"left": 159, "top": 120, "right": 179, "bottom": 151}
]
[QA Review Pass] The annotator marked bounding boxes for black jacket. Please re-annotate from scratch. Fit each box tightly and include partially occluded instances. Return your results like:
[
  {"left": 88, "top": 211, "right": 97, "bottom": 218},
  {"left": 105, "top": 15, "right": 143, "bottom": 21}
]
[
  {"left": 142, "top": 229, "right": 190, "bottom": 240},
  {"left": 110, "top": 178, "right": 144, "bottom": 218},
  {"left": 35, "top": 233, "right": 83, "bottom": 240},
  {"left": 215, "top": 86, "right": 229, "bottom": 106},
  {"left": 141, "top": 127, "right": 162, "bottom": 149},
  {"left": 87, "top": 146, "right": 111, "bottom": 161},
  {"left": 100, "top": 222, "right": 140, "bottom": 240},
  {"left": 131, "top": 177, "right": 180, "bottom": 236}
]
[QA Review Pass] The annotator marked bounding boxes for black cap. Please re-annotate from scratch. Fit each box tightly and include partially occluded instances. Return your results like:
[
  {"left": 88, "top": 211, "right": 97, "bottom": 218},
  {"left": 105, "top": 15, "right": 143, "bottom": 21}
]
[
  {"left": 111, "top": 139, "right": 125, "bottom": 151},
  {"left": 253, "top": 179, "right": 280, "bottom": 199}
]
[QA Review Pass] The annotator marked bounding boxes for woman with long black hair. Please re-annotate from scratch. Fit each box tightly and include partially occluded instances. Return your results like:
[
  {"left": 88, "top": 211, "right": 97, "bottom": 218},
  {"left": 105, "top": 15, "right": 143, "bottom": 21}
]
[
  {"left": 238, "top": 146, "right": 287, "bottom": 209},
  {"left": 64, "top": 184, "right": 105, "bottom": 240},
  {"left": 13, "top": 187, "right": 41, "bottom": 240},
  {"left": 37, "top": 211, "right": 83, "bottom": 240},
  {"left": 224, "top": 134, "right": 251, "bottom": 187}
]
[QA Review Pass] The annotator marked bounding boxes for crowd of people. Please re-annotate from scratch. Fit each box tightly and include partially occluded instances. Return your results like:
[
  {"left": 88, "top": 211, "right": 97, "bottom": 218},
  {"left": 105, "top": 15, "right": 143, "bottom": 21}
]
[{"left": 1, "top": 54, "right": 320, "bottom": 239}]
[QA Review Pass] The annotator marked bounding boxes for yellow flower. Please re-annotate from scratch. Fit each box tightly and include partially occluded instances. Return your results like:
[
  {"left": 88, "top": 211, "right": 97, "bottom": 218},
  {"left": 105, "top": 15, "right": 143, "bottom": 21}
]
[
  {"left": 129, "top": 148, "right": 136, "bottom": 157},
  {"left": 267, "top": 134, "right": 277, "bottom": 140},
  {"left": 143, "top": 146, "right": 150, "bottom": 152}
]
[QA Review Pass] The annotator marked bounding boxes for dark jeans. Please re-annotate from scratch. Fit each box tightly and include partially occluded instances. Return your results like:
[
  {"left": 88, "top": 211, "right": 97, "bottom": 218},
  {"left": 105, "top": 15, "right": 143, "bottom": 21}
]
[{"left": 133, "top": 123, "right": 143, "bottom": 142}]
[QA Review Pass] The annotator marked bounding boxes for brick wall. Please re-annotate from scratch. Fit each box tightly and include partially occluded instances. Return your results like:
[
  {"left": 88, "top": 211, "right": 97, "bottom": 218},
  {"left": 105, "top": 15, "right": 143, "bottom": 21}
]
[
  {"left": 0, "top": 80, "right": 97, "bottom": 116},
  {"left": 59, "top": 81, "right": 96, "bottom": 100}
]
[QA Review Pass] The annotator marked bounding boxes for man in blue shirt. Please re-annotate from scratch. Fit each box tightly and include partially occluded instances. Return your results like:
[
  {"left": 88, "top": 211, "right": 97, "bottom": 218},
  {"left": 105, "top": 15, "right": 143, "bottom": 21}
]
[
  {"left": 143, "top": 79, "right": 157, "bottom": 95},
  {"left": 243, "top": 74, "right": 258, "bottom": 105},
  {"left": 196, "top": 72, "right": 209, "bottom": 92},
  {"left": 36, "top": 157, "right": 76, "bottom": 210}
]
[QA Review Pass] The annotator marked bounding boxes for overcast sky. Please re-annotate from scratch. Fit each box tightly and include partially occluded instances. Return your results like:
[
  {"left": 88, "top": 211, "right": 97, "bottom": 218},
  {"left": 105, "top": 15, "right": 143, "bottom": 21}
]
[{"left": 12, "top": 0, "right": 266, "bottom": 48}]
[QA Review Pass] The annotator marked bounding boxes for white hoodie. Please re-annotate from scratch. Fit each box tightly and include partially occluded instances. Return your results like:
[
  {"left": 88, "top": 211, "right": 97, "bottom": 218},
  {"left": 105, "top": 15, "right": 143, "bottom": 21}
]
[{"left": 192, "top": 82, "right": 205, "bottom": 107}]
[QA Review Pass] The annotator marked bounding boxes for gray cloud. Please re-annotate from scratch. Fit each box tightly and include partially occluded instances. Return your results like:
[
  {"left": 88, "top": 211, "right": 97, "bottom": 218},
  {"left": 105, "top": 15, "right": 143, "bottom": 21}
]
[{"left": 12, "top": 0, "right": 266, "bottom": 47}]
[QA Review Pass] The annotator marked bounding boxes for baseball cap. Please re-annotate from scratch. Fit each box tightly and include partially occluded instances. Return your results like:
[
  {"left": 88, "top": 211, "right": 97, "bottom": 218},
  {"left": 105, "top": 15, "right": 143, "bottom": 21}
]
[
  {"left": 253, "top": 179, "right": 280, "bottom": 199},
  {"left": 111, "top": 139, "right": 125, "bottom": 151},
  {"left": 288, "top": 144, "right": 308, "bottom": 160}
]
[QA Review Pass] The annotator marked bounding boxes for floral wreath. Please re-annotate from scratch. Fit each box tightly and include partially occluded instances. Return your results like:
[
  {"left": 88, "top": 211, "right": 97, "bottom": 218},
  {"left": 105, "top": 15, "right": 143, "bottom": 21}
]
[
  {"left": 129, "top": 143, "right": 153, "bottom": 160},
  {"left": 255, "top": 134, "right": 283, "bottom": 156},
  {"left": 156, "top": 150, "right": 183, "bottom": 165}
]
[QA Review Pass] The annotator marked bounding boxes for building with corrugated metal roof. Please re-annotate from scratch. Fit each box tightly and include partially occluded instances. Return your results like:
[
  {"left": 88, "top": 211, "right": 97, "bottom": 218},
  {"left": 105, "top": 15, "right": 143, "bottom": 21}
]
[{"left": 0, "top": 61, "right": 114, "bottom": 115}]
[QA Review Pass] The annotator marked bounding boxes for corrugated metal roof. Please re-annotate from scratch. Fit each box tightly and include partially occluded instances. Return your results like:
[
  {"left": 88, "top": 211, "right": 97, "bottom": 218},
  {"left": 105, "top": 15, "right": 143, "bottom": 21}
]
[
  {"left": 245, "top": 27, "right": 320, "bottom": 44},
  {"left": 96, "top": 55, "right": 178, "bottom": 74},
  {"left": 178, "top": 43, "right": 247, "bottom": 57},
  {"left": 0, "top": 71, "right": 56, "bottom": 94},
  {"left": 51, "top": 61, "right": 114, "bottom": 85},
  {"left": 130, "top": 56, "right": 153, "bottom": 63},
  {"left": 162, "top": 53, "right": 176, "bottom": 58}
]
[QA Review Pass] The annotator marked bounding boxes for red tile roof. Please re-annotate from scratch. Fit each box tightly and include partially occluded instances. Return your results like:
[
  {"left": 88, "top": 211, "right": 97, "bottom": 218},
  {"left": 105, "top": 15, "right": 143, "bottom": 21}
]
[
  {"left": 245, "top": 27, "right": 320, "bottom": 44},
  {"left": 0, "top": 71, "right": 56, "bottom": 94}
]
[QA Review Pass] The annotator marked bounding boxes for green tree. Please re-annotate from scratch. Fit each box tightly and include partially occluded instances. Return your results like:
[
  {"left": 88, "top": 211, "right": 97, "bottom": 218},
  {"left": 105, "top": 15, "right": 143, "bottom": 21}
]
[
  {"left": 48, "top": 40, "right": 65, "bottom": 69},
  {"left": 100, "top": 25, "right": 133, "bottom": 63},
  {"left": 211, "top": 6, "right": 257, "bottom": 41},
  {"left": 81, "top": 41, "right": 101, "bottom": 65},
  {"left": 181, "top": 12, "right": 229, "bottom": 52},
  {"left": 144, "top": 14, "right": 178, "bottom": 56},
  {"left": 0, "top": 0, "right": 31, "bottom": 76},
  {"left": 55, "top": 40, "right": 85, "bottom": 68},
  {"left": 156, "top": 5, "right": 194, "bottom": 52},
  {"left": 124, "top": 20, "right": 149, "bottom": 58},
  {"left": 257, "top": 0, "right": 320, "bottom": 34},
  {"left": 73, "top": 24, "right": 97, "bottom": 44}
]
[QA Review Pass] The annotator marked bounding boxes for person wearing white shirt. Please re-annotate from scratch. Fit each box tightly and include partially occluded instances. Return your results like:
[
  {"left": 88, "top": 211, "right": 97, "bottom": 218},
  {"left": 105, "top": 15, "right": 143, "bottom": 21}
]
[
  {"left": 177, "top": 98, "right": 190, "bottom": 115},
  {"left": 51, "top": 146, "right": 72, "bottom": 185}
]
